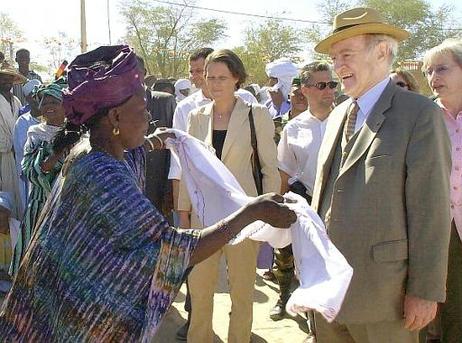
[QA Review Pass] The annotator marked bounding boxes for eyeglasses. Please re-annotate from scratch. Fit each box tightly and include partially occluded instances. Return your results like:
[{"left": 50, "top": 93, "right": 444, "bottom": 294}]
[
  {"left": 306, "top": 81, "right": 338, "bottom": 90},
  {"left": 423, "top": 64, "right": 453, "bottom": 78},
  {"left": 395, "top": 81, "right": 409, "bottom": 89}
]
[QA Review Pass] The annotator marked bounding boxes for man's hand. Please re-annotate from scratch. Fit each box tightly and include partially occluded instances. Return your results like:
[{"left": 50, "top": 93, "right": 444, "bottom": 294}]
[
  {"left": 268, "top": 88, "right": 284, "bottom": 110},
  {"left": 403, "top": 295, "right": 437, "bottom": 331},
  {"left": 0, "top": 208, "right": 10, "bottom": 235}
]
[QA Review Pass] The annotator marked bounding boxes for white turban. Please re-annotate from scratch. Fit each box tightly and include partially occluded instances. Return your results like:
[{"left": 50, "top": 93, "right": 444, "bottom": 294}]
[
  {"left": 174, "top": 78, "right": 192, "bottom": 101},
  {"left": 265, "top": 58, "right": 299, "bottom": 99}
]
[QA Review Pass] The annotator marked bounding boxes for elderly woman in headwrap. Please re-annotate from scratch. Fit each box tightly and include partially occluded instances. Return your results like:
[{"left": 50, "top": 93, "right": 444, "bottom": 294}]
[
  {"left": 0, "top": 45, "right": 295, "bottom": 342},
  {"left": 9, "top": 79, "right": 68, "bottom": 276}
]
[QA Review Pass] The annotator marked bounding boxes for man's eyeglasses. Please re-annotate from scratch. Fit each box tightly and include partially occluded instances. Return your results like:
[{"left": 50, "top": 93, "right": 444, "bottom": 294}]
[
  {"left": 395, "top": 81, "right": 409, "bottom": 89},
  {"left": 306, "top": 81, "right": 338, "bottom": 90}
]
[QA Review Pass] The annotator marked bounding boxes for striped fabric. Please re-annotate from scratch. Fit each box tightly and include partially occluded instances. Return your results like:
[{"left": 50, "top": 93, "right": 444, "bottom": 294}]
[
  {"left": 0, "top": 147, "right": 199, "bottom": 341},
  {"left": 9, "top": 139, "right": 63, "bottom": 276},
  {"left": 340, "top": 101, "right": 359, "bottom": 167},
  {"left": 343, "top": 101, "right": 359, "bottom": 144}
]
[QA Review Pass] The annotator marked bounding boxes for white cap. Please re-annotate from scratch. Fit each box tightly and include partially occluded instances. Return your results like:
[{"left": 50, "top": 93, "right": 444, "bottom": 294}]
[{"left": 22, "top": 79, "right": 42, "bottom": 97}]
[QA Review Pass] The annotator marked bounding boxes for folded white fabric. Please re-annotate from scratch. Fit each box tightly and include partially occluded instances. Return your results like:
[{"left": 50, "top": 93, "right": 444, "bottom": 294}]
[{"left": 165, "top": 129, "right": 353, "bottom": 322}]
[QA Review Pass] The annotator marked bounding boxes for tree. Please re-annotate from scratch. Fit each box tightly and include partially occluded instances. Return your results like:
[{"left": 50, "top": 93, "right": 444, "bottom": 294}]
[
  {"left": 359, "top": 0, "right": 460, "bottom": 61},
  {"left": 120, "top": 0, "right": 227, "bottom": 78},
  {"left": 235, "top": 19, "right": 302, "bottom": 85},
  {"left": 0, "top": 12, "right": 23, "bottom": 62},
  {"left": 42, "top": 32, "right": 80, "bottom": 72},
  {"left": 305, "top": 0, "right": 461, "bottom": 63}
]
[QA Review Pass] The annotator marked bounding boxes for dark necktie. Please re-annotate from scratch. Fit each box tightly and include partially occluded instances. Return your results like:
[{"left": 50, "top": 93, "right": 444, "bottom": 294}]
[{"left": 341, "top": 101, "right": 359, "bottom": 166}]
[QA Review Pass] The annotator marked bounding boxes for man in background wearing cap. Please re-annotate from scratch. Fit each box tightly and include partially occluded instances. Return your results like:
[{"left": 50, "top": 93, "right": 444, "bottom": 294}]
[
  {"left": 311, "top": 7, "right": 451, "bottom": 342},
  {"left": 13, "top": 79, "right": 42, "bottom": 214},
  {"left": 0, "top": 66, "right": 26, "bottom": 221}
]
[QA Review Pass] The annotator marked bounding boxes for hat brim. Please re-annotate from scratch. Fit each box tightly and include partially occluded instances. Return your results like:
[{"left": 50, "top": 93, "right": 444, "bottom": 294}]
[
  {"left": 0, "top": 70, "right": 27, "bottom": 85},
  {"left": 315, "top": 23, "right": 409, "bottom": 54}
]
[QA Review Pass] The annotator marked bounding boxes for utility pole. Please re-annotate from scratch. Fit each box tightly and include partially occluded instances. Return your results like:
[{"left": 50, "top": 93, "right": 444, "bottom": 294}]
[
  {"left": 107, "top": 0, "right": 112, "bottom": 45},
  {"left": 80, "top": 0, "right": 88, "bottom": 53}
]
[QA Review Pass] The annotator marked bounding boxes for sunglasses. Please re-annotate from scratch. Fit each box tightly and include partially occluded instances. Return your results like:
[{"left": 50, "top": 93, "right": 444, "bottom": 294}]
[
  {"left": 395, "top": 81, "right": 409, "bottom": 89},
  {"left": 307, "top": 81, "right": 338, "bottom": 90}
]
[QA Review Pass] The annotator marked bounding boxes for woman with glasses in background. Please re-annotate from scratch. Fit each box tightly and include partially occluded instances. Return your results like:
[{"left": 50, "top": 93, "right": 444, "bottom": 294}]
[
  {"left": 421, "top": 38, "right": 462, "bottom": 343},
  {"left": 390, "top": 68, "right": 420, "bottom": 93}
]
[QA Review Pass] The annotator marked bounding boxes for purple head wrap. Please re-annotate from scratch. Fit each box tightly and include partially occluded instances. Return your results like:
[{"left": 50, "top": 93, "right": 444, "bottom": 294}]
[{"left": 63, "top": 45, "right": 144, "bottom": 125}]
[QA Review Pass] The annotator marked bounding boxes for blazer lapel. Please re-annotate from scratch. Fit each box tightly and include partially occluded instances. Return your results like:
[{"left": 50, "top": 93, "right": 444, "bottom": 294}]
[
  {"left": 196, "top": 102, "right": 214, "bottom": 146},
  {"left": 221, "top": 98, "right": 249, "bottom": 161},
  {"left": 338, "top": 82, "right": 396, "bottom": 178}
]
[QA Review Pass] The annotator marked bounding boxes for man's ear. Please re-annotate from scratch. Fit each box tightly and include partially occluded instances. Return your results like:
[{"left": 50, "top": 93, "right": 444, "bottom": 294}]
[
  {"left": 376, "top": 41, "right": 389, "bottom": 63},
  {"left": 301, "top": 85, "right": 310, "bottom": 98}
]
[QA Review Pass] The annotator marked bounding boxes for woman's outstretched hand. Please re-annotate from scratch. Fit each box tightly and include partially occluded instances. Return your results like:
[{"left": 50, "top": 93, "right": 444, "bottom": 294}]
[{"left": 246, "top": 193, "right": 297, "bottom": 228}]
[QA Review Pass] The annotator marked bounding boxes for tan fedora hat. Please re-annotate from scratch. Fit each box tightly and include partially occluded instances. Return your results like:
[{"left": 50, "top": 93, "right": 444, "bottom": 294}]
[
  {"left": 315, "top": 7, "right": 409, "bottom": 54},
  {"left": 0, "top": 65, "right": 27, "bottom": 85}
]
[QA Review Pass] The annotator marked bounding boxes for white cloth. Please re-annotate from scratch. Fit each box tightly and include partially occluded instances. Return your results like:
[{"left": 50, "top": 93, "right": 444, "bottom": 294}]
[
  {"left": 0, "top": 93, "right": 22, "bottom": 219},
  {"left": 277, "top": 110, "right": 328, "bottom": 196},
  {"left": 165, "top": 129, "right": 353, "bottom": 322},
  {"left": 174, "top": 78, "right": 191, "bottom": 102},
  {"left": 25, "top": 122, "right": 62, "bottom": 148},
  {"left": 168, "top": 88, "right": 258, "bottom": 180},
  {"left": 22, "top": 79, "right": 41, "bottom": 98},
  {"left": 265, "top": 58, "right": 298, "bottom": 99}
]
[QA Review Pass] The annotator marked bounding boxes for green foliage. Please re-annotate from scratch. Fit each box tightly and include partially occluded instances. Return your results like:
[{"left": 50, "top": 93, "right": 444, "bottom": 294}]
[
  {"left": 236, "top": 20, "right": 302, "bottom": 85},
  {"left": 42, "top": 32, "right": 80, "bottom": 70},
  {"left": 305, "top": 0, "right": 461, "bottom": 63},
  {"left": 121, "top": 0, "right": 227, "bottom": 78},
  {"left": 359, "top": 0, "right": 460, "bottom": 61},
  {"left": 0, "top": 12, "right": 23, "bottom": 61}
]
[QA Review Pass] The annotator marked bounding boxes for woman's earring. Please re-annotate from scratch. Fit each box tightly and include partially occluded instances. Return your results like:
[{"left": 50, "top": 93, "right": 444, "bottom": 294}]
[{"left": 112, "top": 127, "right": 120, "bottom": 136}]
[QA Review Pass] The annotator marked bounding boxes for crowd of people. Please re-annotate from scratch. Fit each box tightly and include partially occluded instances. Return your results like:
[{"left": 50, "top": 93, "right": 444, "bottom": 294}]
[{"left": 0, "top": 6, "right": 460, "bottom": 343}]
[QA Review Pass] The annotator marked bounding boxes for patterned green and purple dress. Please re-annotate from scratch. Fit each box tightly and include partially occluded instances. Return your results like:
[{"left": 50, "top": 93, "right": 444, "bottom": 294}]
[
  {"left": 9, "top": 123, "right": 63, "bottom": 276},
  {"left": 0, "top": 146, "right": 199, "bottom": 342}
]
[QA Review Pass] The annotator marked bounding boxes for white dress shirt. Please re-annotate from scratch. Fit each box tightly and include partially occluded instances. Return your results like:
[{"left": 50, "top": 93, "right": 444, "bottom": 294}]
[
  {"left": 354, "top": 77, "right": 390, "bottom": 133},
  {"left": 277, "top": 110, "right": 328, "bottom": 196}
]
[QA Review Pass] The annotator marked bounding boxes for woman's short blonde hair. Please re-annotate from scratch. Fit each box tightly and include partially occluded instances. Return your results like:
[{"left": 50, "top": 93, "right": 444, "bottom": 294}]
[{"left": 422, "top": 38, "right": 462, "bottom": 72}]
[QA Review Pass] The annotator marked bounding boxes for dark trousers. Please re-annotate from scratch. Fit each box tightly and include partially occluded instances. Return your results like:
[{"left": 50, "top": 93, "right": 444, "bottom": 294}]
[{"left": 441, "top": 222, "right": 462, "bottom": 343}]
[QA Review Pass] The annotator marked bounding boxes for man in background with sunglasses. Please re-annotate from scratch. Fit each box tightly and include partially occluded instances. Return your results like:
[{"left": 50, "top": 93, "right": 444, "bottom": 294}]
[{"left": 273, "top": 62, "right": 336, "bottom": 341}]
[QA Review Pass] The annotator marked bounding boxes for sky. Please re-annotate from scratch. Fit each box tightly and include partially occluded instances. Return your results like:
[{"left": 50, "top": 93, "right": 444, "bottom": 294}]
[{"left": 1, "top": 0, "right": 462, "bottom": 75}]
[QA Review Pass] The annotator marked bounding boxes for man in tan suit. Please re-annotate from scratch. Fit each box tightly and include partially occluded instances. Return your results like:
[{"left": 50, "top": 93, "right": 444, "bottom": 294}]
[{"left": 311, "top": 8, "right": 452, "bottom": 342}]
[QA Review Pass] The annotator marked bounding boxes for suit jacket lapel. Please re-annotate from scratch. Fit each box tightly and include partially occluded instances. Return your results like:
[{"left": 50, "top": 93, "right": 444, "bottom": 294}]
[
  {"left": 221, "top": 98, "right": 249, "bottom": 161},
  {"left": 312, "top": 101, "right": 350, "bottom": 210},
  {"left": 338, "top": 82, "right": 396, "bottom": 178}
]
